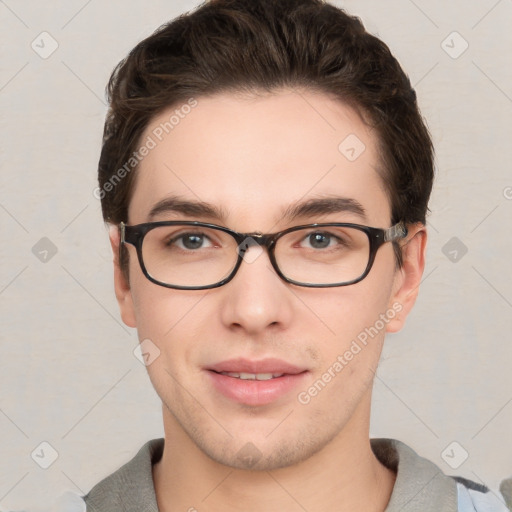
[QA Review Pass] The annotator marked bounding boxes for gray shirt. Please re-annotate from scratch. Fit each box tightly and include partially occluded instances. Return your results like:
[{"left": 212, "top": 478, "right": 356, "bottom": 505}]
[{"left": 82, "top": 438, "right": 512, "bottom": 511}]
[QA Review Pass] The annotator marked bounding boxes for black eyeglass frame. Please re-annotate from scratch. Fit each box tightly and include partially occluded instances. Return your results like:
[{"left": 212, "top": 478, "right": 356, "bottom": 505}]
[{"left": 120, "top": 220, "right": 408, "bottom": 290}]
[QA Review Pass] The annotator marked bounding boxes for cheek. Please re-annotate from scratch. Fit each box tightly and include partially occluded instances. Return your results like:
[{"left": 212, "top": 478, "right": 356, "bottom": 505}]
[
  {"left": 129, "top": 268, "right": 206, "bottom": 349},
  {"left": 299, "top": 255, "right": 397, "bottom": 385},
  {"left": 306, "top": 274, "right": 394, "bottom": 349},
  {"left": 131, "top": 287, "right": 207, "bottom": 398},
  {"left": 296, "top": 282, "right": 394, "bottom": 413}
]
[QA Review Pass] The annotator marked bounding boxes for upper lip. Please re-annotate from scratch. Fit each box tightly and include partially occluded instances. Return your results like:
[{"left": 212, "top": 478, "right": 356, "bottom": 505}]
[{"left": 207, "top": 358, "right": 307, "bottom": 375}]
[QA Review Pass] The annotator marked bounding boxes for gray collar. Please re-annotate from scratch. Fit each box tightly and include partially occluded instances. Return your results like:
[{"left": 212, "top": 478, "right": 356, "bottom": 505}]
[
  {"left": 83, "top": 437, "right": 458, "bottom": 512},
  {"left": 371, "top": 438, "right": 457, "bottom": 511},
  {"left": 83, "top": 438, "right": 162, "bottom": 512}
]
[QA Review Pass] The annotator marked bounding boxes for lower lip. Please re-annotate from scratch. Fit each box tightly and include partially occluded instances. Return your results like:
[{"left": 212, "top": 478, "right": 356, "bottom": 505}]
[{"left": 206, "top": 370, "right": 309, "bottom": 406}]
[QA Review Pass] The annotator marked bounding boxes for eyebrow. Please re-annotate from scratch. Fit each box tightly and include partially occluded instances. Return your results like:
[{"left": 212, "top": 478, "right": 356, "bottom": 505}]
[
  {"left": 280, "top": 196, "right": 367, "bottom": 223},
  {"left": 148, "top": 196, "right": 228, "bottom": 222},
  {"left": 147, "top": 195, "right": 367, "bottom": 224}
]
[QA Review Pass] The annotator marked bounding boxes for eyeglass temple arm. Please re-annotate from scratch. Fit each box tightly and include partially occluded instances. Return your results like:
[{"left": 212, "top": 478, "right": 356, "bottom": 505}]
[
  {"left": 119, "top": 222, "right": 126, "bottom": 244},
  {"left": 384, "top": 222, "right": 408, "bottom": 242}
]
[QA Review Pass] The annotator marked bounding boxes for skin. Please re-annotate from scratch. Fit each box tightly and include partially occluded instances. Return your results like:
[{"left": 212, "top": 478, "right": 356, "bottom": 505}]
[{"left": 110, "top": 88, "right": 427, "bottom": 512}]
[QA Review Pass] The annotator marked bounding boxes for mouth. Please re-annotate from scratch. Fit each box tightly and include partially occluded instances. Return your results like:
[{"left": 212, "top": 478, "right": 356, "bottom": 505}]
[
  {"left": 214, "top": 371, "right": 287, "bottom": 380},
  {"left": 205, "top": 358, "right": 309, "bottom": 406}
]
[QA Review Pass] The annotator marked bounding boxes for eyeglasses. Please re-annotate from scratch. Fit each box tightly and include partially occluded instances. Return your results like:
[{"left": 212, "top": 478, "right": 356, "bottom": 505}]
[{"left": 120, "top": 220, "right": 408, "bottom": 290}]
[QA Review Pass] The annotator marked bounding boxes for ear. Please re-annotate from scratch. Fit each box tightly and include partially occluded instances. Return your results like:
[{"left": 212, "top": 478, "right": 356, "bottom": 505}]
[
  {"left": 108, "top": 224, "right": 137, "bottom": 328},
  {"left": 386, "top": 223, "right": 427, "bottom": 333}
]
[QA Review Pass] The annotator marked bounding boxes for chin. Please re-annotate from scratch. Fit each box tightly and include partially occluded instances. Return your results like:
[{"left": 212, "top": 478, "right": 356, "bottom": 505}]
[{"left": 195, "top": 426, "right": 333, "bottom": 472}]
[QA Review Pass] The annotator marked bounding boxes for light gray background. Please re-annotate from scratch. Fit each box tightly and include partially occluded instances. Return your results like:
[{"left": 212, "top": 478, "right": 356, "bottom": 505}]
[{"left": 1, "top": 0, "right": 511, "bottom": 510}]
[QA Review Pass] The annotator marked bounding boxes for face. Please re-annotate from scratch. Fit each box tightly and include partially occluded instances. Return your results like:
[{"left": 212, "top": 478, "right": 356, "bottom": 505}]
[{"left": 112, "top": 89, "right": 425, "bottom": 470}]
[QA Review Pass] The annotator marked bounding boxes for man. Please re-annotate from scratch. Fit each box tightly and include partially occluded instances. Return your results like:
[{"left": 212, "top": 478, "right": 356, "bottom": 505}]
[{"left": 83, "top": 0, "right": 511, "bottom": 510}]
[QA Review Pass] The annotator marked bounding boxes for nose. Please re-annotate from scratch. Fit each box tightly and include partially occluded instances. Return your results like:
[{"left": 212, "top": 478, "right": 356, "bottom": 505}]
[{"left": 219, "top": 243, "right": 293, "bottom": 335}]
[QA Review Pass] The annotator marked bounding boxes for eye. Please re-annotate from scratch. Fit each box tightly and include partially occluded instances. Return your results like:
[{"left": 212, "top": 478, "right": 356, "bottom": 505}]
[
  {"left": 168, "top": 232, "right": 214, "bottom": 251},
  {"left": 305, "top": 232, "right": 331, "bottom": 249},
  {"left": 300, "top": 231, "right": 348, "bottom": 250}
]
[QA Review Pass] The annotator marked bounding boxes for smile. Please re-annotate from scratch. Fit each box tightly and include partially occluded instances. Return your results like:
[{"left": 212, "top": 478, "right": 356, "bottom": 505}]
[
  {"left": 218, "top": 371, "right": 285, "bottom": 380},
  {"left": 207, "top": 364, "right": 309, "bottom": 405}
]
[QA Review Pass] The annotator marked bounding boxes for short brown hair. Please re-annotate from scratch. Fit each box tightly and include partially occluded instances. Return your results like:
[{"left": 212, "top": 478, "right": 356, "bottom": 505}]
[{"left": 98, "top": 0, "right": 434, "bottom": 272}]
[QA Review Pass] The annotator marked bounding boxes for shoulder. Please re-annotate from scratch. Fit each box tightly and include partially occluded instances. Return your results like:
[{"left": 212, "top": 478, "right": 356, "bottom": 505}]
[
  {"left": 82, "top": 438, "right": 164, "bottom": 512},
  {"left": 500, "top": 477, "right": 512, "bottom": 510},
  {"left": 371, "top": 438, "right": 511, "bottom": 512}
]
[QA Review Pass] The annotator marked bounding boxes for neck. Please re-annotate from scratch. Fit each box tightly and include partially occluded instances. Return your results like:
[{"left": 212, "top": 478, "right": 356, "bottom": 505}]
[{"left": 153, "top": 393, "right": 396, "bottom": 512}]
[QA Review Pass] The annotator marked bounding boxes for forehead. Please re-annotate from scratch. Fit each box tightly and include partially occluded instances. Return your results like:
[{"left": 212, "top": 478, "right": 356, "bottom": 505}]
[{"left": 128, "top": 89, "right": 390, "bottom": 228}]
